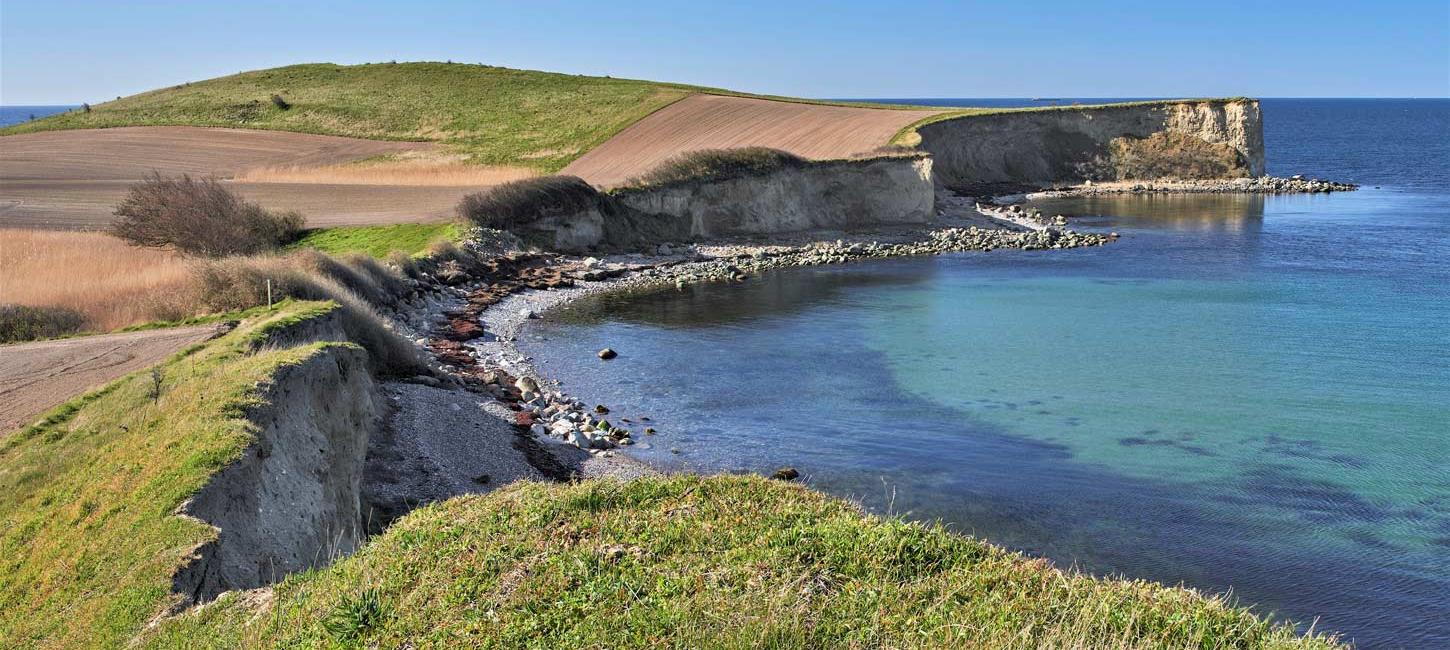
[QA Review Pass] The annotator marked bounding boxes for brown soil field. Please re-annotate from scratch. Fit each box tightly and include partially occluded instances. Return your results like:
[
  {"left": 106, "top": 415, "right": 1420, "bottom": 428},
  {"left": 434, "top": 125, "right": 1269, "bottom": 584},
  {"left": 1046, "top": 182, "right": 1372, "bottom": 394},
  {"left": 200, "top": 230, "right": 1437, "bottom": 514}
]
[
  {"left": 0, "top": 325, "right": 219, "bottom": 433},
  {"left": 561, "top": 95, "right": 946, "bottom": 187},
  {"left": 0, "top": 126, "right": 431, "bottom": 180},
  {"left": 0, "top": 127, "right": 476, "bottom": 229}
]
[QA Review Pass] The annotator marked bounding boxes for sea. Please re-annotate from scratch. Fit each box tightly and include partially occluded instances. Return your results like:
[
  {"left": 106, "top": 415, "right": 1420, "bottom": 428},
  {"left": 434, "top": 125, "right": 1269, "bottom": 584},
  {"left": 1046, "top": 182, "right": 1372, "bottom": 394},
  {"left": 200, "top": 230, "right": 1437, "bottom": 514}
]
[
  {"left": 521, "top": 99, "right": 1450, "bottom": 648},
  {"left": 0, "top": 105, "right": 75, "bottom": 127}
]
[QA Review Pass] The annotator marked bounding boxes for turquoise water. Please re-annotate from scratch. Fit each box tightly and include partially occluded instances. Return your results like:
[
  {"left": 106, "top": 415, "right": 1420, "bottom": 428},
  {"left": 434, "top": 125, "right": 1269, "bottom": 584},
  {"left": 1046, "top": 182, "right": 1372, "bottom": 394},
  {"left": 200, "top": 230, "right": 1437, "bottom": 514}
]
[{"left": 522, "top": 101, "right": 1449, "bottom": 647}]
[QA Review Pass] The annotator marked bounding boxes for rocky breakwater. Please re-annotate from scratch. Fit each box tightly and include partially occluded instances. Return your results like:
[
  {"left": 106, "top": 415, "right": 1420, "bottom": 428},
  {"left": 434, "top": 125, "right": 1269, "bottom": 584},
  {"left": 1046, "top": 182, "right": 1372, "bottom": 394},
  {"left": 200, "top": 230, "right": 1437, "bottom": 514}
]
[{"left": 1029, "top": 175, "right": 1358, "bottom": 198}]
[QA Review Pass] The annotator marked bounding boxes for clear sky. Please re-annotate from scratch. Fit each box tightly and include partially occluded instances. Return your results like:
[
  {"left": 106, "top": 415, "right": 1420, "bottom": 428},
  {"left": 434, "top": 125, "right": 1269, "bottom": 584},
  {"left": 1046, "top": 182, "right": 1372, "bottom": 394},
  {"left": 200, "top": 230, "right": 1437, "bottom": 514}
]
[{"left": 2, "top": 0, "right": 1447, "bottom": 104}]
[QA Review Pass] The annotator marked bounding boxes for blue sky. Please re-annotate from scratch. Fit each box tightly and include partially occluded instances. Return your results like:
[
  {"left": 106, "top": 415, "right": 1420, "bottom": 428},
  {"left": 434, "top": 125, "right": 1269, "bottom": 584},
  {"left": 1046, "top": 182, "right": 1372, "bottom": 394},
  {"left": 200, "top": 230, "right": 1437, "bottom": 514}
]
[{"left": 2, "top": 0, "right": 1447, "bottom": 104}]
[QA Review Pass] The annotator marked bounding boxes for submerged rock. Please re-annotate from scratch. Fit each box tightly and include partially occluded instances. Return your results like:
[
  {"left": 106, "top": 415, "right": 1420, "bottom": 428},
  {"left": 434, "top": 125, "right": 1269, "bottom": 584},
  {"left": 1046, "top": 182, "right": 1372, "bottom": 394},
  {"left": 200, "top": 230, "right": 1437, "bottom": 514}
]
[{"left": 771, "top": 467, "right": 801, "bottom": 481}]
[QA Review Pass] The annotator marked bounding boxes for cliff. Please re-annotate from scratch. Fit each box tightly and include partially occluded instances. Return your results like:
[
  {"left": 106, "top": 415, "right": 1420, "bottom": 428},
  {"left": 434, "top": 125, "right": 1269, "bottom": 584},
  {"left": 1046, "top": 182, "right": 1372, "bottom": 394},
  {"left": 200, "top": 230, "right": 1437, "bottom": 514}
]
[
  {"left": 510, "top": 155, "right": 935, "bottom": 252},
  {"left": 171, "top": 342, "right": 380, "bottom": 606},
  {"left": 916, "top": 99, "right": 1265, "bottom": 192}
]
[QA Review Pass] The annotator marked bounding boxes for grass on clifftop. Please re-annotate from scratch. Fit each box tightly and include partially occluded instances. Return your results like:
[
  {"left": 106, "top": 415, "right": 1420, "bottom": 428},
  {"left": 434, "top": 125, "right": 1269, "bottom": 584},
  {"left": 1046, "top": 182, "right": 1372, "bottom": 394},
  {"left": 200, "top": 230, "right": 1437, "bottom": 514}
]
[
  {"left": 148, "top": 475, "right": 1340, "bottom": 649},
  {"left": 0, "top": 301, "right": 346, "bottom": 648},
  {"left": 288, "top": 222, "right": 461, "bottom": 258}
]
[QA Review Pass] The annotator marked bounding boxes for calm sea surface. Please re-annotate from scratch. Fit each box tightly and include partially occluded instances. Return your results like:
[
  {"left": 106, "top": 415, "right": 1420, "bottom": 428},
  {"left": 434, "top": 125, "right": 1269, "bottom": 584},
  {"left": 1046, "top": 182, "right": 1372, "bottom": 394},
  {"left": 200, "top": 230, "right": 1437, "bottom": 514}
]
[
  {"left": 0, "top": 105, "right": 75, "bottom": 127},
  {"left": 523, "top": 99, "right": 1450, "bottom": 648}
]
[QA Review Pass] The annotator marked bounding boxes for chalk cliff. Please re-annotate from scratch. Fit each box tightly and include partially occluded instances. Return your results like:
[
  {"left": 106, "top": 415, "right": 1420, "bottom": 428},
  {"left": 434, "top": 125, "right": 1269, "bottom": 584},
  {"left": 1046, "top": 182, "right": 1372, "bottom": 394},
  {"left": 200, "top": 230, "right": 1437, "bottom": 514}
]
[{"left": 916, "top": 99, "right": 1265, "bottom": 192}]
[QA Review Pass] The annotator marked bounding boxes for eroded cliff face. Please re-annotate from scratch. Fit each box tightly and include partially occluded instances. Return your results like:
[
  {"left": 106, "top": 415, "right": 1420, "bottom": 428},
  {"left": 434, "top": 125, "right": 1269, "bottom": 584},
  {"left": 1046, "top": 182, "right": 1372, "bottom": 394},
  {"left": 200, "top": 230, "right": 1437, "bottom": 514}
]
[
  {"left": 917, "top": 100, "right": 1265, "bottom": 192},
  {"left": 518, "top": 156, "right": 936, "bottom": 252},
  {"left": 615, "top": 156, "right": 934, "bottom": 239},
  {"left": 171, "top": 342, "right": 381, "bottom": 607}
]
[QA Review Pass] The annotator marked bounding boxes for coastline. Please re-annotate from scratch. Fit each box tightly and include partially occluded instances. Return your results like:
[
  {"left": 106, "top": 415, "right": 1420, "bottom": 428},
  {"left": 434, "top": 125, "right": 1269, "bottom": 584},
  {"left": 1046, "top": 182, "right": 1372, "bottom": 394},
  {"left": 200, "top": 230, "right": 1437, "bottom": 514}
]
[
  {"left": 419, "top": 210, "right": 1115, "bottom": 479},
  {"left": 407, "top": 175, "right": 1357, "bottom": 481}
]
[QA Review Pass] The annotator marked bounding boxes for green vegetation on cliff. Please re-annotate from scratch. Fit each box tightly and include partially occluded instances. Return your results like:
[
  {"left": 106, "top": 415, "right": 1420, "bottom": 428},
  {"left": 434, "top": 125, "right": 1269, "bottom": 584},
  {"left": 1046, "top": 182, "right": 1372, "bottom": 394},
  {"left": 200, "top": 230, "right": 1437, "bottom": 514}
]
[
  {"left": 149, "top": 476, "right": 1337, "bottom": 649},
  {"left": 0, "top": 301, "right": 345, "bottom": 647}
]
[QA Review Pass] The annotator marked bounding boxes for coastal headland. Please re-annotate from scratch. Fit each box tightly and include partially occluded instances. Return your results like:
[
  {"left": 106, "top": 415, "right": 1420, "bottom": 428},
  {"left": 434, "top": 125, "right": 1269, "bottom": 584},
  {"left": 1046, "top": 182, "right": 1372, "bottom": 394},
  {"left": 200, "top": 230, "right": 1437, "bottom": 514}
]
[{"left": 0, "top": 62, "right": 1353, "bottom": 647}]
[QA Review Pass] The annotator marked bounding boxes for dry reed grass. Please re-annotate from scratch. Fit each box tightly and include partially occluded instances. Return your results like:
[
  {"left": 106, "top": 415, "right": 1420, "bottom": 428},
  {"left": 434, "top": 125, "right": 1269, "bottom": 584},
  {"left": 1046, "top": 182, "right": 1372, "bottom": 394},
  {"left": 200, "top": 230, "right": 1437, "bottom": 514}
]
[
  {"left": 234, "top": 161, "right": 537, "bottom": 186},
  {"left": 0, "top": 229, "right": 198, "bottom": 332}
]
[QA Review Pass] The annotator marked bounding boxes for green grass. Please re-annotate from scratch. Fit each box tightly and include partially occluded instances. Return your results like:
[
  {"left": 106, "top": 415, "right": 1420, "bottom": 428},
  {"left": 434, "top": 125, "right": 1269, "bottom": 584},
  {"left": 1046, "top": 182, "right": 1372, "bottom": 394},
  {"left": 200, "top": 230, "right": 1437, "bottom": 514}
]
[
  {"left": 147, "top": 476, "right": 1340, "bottom": 649},
  {"left": 0, "top": 300, "right": 350, "bottom": 648},
  {"left": 0, "top": 62, "right": 942, "bottom": 173},
  {"left": 288, "top": 222, "right": 461, "bottom": 258}
]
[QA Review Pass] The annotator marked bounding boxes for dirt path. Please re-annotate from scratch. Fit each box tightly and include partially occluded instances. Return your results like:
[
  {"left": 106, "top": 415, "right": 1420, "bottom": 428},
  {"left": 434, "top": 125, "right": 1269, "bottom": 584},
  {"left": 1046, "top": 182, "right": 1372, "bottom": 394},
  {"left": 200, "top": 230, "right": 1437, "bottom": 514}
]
[
  {"left": 561, "top": 95, "right": 947, "bottom": 187},
  {"left": 0, "top": 325, "right": 219, "bottom": 432}
]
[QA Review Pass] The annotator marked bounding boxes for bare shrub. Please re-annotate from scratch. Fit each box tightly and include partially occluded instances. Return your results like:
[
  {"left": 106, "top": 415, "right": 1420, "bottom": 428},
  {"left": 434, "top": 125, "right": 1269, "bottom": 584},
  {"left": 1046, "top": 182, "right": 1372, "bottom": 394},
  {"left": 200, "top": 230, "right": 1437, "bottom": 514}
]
[
  {"left": 110, "top": 173, "right": 305, "bottom": 257},
  {"left": 621, "top": 147, "right": 806, "bottom": 188},
  {"left": 0, "top": 304, "right": 87, "bottom": 343},
  {"left": 456, "top": 175, "right": 602, "bottom": 230}
]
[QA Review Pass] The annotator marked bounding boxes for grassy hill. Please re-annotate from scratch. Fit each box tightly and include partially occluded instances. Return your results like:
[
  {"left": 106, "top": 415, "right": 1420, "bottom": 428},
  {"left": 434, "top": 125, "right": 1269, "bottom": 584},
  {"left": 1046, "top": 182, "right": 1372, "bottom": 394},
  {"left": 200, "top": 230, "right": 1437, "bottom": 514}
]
[
  {"left": 0, "top": 62, "right": 938, "bottom": 173},
  {"left": 0, "top": 63, "right": 699, "bottom": 172}
]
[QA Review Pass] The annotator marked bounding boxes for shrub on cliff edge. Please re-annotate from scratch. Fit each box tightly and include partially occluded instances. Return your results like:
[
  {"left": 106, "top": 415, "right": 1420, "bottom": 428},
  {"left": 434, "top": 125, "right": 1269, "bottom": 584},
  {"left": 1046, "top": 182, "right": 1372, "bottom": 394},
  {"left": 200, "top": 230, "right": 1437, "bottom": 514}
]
[
  {"left": 457, "top": 175, "right": 603, "bottom": 230},
  {"left": 621, "top": 147, "right": 806, "bottom": 188}
]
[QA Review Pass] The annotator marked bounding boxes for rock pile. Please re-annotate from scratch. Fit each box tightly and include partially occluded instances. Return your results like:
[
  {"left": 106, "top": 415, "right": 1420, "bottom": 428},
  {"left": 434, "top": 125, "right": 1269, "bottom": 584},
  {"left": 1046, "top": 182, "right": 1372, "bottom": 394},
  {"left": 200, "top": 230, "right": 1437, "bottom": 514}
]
[
  {"left": 631, "top": 227, "right": 1114, "bottom": 288},
  {"left": 1035, "top": 176, "right": 1358, "bottom": 197}
]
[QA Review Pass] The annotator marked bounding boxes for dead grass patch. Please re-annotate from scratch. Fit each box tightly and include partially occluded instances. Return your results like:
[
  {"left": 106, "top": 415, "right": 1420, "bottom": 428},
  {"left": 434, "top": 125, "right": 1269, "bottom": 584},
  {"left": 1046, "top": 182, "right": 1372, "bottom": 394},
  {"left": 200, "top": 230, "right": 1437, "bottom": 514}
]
[
  {"left": 234, "top": 161, "right": 537, "bottom": 186},
  {"left": 0, "top": 229, "right": 198, "bottom": 332}
]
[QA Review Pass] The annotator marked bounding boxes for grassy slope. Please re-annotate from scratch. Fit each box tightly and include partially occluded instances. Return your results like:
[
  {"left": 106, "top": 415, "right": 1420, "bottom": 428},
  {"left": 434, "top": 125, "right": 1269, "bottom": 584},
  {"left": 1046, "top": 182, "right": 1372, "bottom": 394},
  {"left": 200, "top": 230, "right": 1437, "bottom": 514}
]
[
  {"left": 288, "top": 222, "right": 461, "bottom": 258},
  {"left": 0, "top": 62, "right": 942, "bottom": 173},
  {"left": 0, "top": 300, "right": 346, "bottom": 647},
  {"left": 150, "top": 476, "right": 1339, "bottom": 649}
]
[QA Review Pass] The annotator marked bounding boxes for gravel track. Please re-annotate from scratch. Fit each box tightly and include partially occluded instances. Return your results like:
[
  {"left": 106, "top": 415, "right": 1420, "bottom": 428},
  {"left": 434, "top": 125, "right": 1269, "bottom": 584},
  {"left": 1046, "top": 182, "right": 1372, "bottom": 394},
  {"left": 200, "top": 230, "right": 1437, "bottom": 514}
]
[{"left": 0, "top": 325, "right": 218, "bottom": 432}]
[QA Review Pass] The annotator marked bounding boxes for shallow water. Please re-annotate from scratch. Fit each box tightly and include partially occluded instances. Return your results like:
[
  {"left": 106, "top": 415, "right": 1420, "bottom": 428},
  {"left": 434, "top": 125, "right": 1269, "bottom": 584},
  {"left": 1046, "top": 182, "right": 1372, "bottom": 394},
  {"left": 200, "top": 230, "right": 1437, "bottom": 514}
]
[{"left": 522, "top": 100, "right": 1449, "bottom": 647}]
